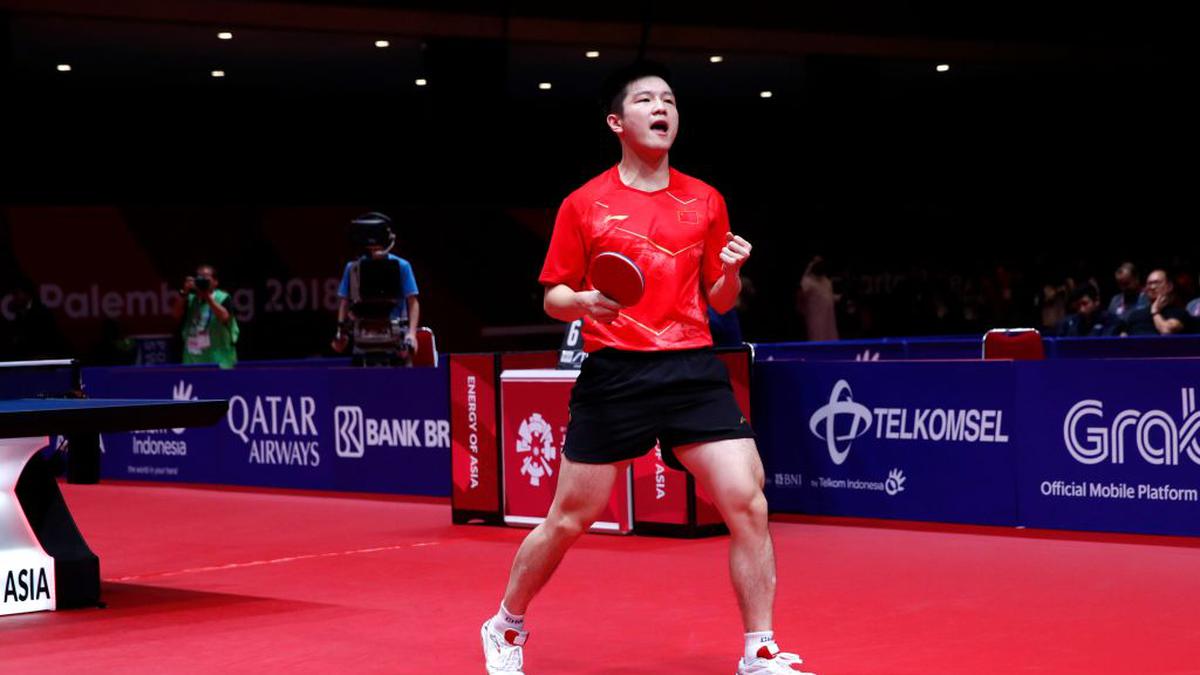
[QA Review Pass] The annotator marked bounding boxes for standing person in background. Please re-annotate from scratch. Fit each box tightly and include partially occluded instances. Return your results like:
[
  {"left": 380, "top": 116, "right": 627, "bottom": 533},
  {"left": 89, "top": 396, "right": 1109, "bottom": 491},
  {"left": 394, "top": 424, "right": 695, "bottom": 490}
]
[
  {"left": 797, "top": 256, "right": 838, "bottom": 342},
  {"left": 174, "top": 264, "right": 239, "bottom": 369}
]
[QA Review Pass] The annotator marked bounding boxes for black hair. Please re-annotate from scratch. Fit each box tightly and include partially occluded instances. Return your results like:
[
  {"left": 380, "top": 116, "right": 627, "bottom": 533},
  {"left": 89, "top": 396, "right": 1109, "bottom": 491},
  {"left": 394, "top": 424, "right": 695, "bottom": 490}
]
[
  {"left": 600, "top": 60, "right": 674, "bottom": 116},
  {"left": 1068, "top": 285, "right": 1098, "bottom": 306}
]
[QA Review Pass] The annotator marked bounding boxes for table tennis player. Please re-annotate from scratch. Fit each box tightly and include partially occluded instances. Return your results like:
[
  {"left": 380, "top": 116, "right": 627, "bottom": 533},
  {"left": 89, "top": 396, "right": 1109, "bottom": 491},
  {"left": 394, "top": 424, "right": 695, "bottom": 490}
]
[{"left": 481, "top": 60, "right": 812, "bottom": 675}]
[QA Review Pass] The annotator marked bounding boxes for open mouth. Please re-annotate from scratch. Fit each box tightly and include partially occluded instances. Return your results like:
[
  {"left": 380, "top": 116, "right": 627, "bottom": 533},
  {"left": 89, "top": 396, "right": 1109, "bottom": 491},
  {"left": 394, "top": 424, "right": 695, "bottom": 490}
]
[{"left": 650, "top": 121, "right": 669, "bottom": 134}]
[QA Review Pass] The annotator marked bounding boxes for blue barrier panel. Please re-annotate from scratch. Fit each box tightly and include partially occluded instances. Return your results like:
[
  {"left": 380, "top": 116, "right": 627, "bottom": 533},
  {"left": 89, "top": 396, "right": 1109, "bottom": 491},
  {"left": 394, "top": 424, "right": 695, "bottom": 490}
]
[
  {"left": 83, "top": 364, "right": 449, "bottom": 496},
  {"left": 1014, "top": 359, "right": 1200, "bottom": 536},
  {"left": 755, "top": 360, "right": 1019, "bottom": 526},
  {"left": 1050, "top": 335, "right": 1200, "bottom": 359},
  {"left": 752, "top": 339, "right": 908, "bottom": 363},
  {"left": 83, "top": 367, "right": 225, "bottom": 483},
  {"left": 753, "top": 336, "right": 982, "bottom": 362},
  {"left": 903, "top": 338, "right": 982, "bottom": 360},
  {"left": 754, "top": 335, "right": 1200, "bottom": 363},
  {"left": 327, "top": 367, "right": 449, "bottom": 494}
]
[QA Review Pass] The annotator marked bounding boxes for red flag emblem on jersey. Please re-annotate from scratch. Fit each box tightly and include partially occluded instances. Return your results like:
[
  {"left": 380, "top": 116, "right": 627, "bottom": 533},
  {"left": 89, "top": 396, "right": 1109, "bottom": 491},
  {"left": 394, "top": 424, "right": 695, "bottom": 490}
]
[{"left": 677, "top": 211, "right": 699, "bottom": 224}]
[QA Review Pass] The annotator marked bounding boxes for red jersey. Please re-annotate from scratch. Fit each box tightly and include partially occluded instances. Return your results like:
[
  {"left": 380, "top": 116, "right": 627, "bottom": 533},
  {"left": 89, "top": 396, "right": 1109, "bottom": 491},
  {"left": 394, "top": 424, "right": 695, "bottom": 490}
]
[{"left": 539, "top": 166, "right": 731, "bottom": 352}]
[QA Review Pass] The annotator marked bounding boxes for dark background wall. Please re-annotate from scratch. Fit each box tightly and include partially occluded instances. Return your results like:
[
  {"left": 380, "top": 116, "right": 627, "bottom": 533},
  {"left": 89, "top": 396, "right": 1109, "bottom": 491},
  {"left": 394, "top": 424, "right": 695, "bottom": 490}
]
[{"left": 0, "top": 2, "right": 1189, "bottom": 360}]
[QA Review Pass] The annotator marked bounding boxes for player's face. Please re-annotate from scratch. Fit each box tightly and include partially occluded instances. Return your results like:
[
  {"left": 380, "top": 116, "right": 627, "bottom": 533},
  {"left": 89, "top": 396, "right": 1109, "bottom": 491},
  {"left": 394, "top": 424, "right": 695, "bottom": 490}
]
[{"left": 611, "top": 76, "right": 678, "bottom": 153}]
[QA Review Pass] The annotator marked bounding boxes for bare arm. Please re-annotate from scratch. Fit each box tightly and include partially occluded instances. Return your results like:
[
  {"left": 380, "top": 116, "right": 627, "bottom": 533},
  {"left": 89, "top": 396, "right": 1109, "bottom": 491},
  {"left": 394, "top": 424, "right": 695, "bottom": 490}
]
[
  {"left": 206, "top": 293, "right": 232, "bottom": 325},
  {"left": 543, "top": 284, "right": 620, "bottom": 323},
  {"left": 406, "top": 295, "right": 420, "bottom": 335},
  {"left": 171, "top": 276, "right": 195, "bottom": 322},
  {"left": 707, "top": 234, "right": 751, "bottom": 314},
  {"left": 1151, "top": 295, "right": 1185, "bottom": 335},
  {"left": 1153, "top": 313, "right": 1184, "bottom": 334},
  {"left": 708, "top": 272, "right": 743, "bottom": 315}
]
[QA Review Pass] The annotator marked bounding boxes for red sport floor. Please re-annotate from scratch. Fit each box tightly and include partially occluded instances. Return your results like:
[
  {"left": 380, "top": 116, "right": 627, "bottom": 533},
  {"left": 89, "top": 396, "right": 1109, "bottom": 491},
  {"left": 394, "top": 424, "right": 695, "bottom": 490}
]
[{"left": 2, "top": 482, "right": 1198, "bottom": 674}]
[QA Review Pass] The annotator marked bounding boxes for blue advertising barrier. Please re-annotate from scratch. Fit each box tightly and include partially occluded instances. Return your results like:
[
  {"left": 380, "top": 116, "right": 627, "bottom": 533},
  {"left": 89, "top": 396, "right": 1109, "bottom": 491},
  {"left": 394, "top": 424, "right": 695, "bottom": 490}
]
[
  {"left": 755, "top": 360, "right": 1019, "bottom": 526},
  {"left": 1048, "top": 335, "right": 1200, "bottom": 359},
  {"left": 82, "top": 364, "right": 449, "bottom": 496},
  {"left": 754, "top": 357, "right": 1200, "bottom": 536},
  {"left": 752, "top": 339, "right": 912, "bottom": 363},
  {"left": 1014, "top": 359, "right": 1200, "bottom": 537},
  {"left": 752, "top": 334, "right": 1200, "bottom": 362},
  {"left": 79, "top": 342, "right": 1200, "bottom": 535}
]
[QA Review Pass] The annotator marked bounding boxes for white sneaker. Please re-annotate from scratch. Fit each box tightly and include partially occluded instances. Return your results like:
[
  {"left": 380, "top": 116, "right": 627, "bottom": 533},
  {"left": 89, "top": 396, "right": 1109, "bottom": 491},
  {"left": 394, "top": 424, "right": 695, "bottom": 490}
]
[
  {"left": 736, "top": 643, "right": 815, "bottom": 674},
  {"left": 480, "top": 619, "right": 527, "bottom": 675}
]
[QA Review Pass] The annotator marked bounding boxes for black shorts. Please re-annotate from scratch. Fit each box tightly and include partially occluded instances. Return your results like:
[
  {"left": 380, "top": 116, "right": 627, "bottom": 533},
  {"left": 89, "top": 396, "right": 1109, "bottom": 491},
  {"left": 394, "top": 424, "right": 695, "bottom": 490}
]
[{"left": 562, "top": 348, "right": 755, "bottom": 471}]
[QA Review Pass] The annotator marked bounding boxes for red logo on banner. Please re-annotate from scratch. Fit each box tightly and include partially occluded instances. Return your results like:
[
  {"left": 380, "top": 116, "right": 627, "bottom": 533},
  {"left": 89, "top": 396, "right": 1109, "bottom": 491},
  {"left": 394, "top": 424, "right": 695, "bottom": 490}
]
[
  {"left": 502, "top": 372, "right": 632, "bottom": 533},
  {"left": 515, "top": 413, "right": 559, "bottom": 486}
]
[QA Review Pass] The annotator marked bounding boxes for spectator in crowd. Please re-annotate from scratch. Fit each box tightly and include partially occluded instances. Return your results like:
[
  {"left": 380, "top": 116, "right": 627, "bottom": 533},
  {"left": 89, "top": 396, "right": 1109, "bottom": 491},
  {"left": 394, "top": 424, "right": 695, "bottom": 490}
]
[
  {"left": 1121, "top": 269, "right": 1193, "bottom": 336},
  {"left": 1038, "top": 273, "right": 1072, "bottom": 332},
  {"left": 1108, "top": 261, "right": 1148, "bottom": 323},
  {"left": 796, "top": 255, "right": 838, "bottom": 341},
  {"left": 1055, "top": 286, "right": 1117, "bottom": 337}
]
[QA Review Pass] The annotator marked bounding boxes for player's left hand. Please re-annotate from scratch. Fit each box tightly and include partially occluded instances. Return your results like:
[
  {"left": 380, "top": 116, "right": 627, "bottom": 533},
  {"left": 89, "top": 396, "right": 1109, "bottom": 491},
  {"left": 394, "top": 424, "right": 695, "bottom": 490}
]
[
  {"left": 720, "top": 232, "right": 752, "bottom": 272},
  {"left": 404, "top": 332, "right": 419, "bottom": 354}
]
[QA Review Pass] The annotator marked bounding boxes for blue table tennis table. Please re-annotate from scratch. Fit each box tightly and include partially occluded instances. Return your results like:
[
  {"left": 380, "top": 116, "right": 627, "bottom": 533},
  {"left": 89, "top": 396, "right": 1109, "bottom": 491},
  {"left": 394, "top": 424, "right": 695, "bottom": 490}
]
[{"left": 0, "top": 360, "right": 226, "bottom": 616}]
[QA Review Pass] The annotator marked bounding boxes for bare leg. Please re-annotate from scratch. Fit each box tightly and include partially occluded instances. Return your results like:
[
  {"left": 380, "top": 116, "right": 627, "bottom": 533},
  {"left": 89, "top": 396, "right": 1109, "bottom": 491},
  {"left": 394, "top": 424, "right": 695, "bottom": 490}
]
[
  {"left": 674, "top": 438, "right": 774, "bottom": 631},
  {"left": 501, "top": 457, "right": 623, "bottom": 613}
]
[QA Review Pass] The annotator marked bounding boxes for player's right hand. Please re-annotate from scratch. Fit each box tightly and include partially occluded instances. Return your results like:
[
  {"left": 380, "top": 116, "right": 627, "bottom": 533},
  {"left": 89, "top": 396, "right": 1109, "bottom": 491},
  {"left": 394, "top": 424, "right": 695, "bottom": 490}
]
[{"left": 577, "top": 290, "right": 621, "bottom": 323}]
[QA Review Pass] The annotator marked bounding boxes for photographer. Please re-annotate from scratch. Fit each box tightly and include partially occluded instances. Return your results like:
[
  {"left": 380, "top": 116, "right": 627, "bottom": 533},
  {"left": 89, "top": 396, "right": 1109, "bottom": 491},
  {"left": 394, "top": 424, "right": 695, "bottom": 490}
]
[
  {"left": 331, "top": 212, "right": 420, "bottom": 364},
  {"left": 173, "top": 264, "right": 239, "bottom": 368}
]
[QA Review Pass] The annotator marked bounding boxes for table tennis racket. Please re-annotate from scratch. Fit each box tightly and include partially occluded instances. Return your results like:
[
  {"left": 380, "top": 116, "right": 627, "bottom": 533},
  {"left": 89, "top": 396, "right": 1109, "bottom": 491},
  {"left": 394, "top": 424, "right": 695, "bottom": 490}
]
[{"left": 589, "top": 252, "right": 644, "bottom": 307}]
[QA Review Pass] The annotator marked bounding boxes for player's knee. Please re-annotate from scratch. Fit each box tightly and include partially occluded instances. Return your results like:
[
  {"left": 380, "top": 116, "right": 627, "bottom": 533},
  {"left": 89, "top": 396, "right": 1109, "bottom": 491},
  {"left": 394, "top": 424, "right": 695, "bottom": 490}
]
[
  {"left": 746, "top": 490, "right": 768, "bottom": 522},
  {"left": 546, "top": 512, "right": 590, "bottom": 541},
  {"left": 725, "top": 487, "right": 768, "bottom": 527}
]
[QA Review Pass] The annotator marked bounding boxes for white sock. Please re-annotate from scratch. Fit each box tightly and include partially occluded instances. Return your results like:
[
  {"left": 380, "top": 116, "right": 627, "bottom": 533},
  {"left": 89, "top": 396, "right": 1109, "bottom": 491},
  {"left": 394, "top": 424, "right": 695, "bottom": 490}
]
[
  {"left": 744, "top": 631, "right": 777, "bottom": 661},
  {"left": 489, "top": 601, "right": 525, "bottom": 634}
]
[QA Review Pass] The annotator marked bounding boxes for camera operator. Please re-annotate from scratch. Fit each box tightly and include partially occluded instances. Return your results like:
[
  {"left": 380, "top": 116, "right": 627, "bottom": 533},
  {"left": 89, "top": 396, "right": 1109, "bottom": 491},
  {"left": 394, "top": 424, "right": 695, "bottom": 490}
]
[
  {"left": 331, "top": 212, "right": 420, "bottom": 364},
  {"left": 173, "top": 264, "right": 239, "bottom": 368}
]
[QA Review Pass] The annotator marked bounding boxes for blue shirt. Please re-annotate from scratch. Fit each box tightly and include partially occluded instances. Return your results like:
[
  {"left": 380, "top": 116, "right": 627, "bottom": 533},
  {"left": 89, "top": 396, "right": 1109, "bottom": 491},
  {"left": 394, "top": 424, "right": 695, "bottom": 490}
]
[
  {"left": 1107, "top": 291, "right": 1148, "bottom": 321},
  {"left": 338, "top": 253, "right": 419, "bottom": 322}
]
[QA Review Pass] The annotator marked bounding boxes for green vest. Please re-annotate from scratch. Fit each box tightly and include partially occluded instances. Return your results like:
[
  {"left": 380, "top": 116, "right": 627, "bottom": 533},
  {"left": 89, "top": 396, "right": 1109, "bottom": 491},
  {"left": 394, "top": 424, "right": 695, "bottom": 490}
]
[{"left": 181, "top": 289, "right": 239, "bottom": 369}]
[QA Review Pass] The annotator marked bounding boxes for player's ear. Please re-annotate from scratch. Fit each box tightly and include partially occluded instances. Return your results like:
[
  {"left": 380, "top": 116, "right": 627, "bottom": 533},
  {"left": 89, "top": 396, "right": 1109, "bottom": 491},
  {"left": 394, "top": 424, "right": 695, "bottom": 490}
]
[{"left": 606, "top": 113, "right": 623, "bottom": 135}]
